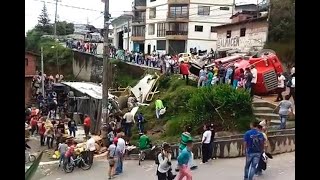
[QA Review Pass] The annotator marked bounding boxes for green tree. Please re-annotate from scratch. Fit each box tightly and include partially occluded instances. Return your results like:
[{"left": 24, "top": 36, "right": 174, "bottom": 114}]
[
  {"left": 266, "top": 0, "right": 295, "bottom": 68},
  {"left": 35, "top": 3, "right": 53, "bottom": 34},
  {"left": 56, "top": 21, "right": 75, "bottom": 35}
]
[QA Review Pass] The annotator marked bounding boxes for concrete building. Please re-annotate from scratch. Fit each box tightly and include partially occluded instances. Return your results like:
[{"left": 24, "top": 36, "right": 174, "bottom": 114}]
[
  {"left": 132, "top": 0, "right": 147, "bottom": 52},
  {"left": 215, "top": 15, "right": 268, "bottom": 53},
  {"left": 25, "top": 51, "right": 38, "bottom": 104},
  {"left": 111, "top": 12, "right": 133, "bottom": 51},
  {"left": 144, "top": 0, "right": 234, "bottom": 55}
]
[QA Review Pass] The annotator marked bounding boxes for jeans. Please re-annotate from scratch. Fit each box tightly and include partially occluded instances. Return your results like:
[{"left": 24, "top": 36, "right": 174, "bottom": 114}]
[
  {"left": 208, "top": 142, "right": 214, "bottom": 159},
  {"left": 116, "top": 157, "right": 123, "bottom": 174},
  {"left": 124, "top": 123, "right": 132, "bottom": 137},
  {"left": 244, "top": 153, "right": 261, "bottom": 180},
  {"left": 69, "top": 128, "right": 76, "bottom": 137},
  {"left": 156, "top": 109, "right": 161, "bottom": 119},
  {"left": 279, "top": 114, "right": 288, "bottom": 129},
  {"left": 59, "top": 153, "right": 65, "bottom": 166},
  {"left": 46, "top": 136, "right": 54, "bottom": 149},
  {"left": 197, "top": 76, "right": 206, "bottom": 87},
  {"left": 233, "top": 80, "right": 239, "bottom": 89},
  {"left": 138, "top": 122, "right": 144, "bottom": 133}
]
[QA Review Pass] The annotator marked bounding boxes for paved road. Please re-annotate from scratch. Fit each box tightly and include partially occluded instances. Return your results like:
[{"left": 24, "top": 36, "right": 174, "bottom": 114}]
[{"left": 34, "top": 152, "right": 294, "bottom": 180}]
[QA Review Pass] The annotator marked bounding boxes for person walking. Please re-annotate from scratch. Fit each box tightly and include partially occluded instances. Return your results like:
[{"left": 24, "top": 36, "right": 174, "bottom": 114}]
[
  {"left": 177, "top": 140, "right": 193, "bottom": 180},
  {"left": 39, "top": 122, "right": 46, "bottom": 146},
  {"left": 58, "top": 141, "right": 68, "bottom": 167},
  {"left": 180, "top": 61, "right": 190, "bottom": 85},
  {"left": 68, "top": 118, "right": 77, "bottom": 137},
  {"left": 198, "top": 66, "right": 207, "bottom": 87},
  {"left": 83, "top": 114, "right": 91, "bottom": 138},
  {"left": 201, "top": 124, "right": 212, "bottom": 164},
  {"left": 243, "top": 121, "right": 265, "bottom": 180},
  {"left": 155, "top": 97, "right": 164, "bottom": 119},
  {"left": 123, "top": 112, "right": 135, "bottom": 137},
  {"left": 137, "top": 112, "right": 145, "bottom": 133},
  {"left": 157, "top": 143, "right": 175, "bottom": 180},
  {"left": 274, "top": 95, "right": 293, "bottom": 129},
  {"left": 107, "top": 139, "right": 118, "bottom": 179},
  {"left": 115, "top": 133, "right": 126, "bottom": 175},
  {"left": 86, "top": 135, "right": 96, "bottom": 165}
]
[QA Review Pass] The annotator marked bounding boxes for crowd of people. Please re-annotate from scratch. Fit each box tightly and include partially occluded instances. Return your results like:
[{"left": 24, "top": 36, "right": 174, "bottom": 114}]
[{"left": 66, "top": 39, "right": 98, "bottom": 54}]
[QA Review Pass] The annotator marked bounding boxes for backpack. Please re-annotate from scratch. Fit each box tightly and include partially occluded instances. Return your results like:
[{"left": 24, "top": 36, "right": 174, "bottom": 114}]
[{"left": 250, "top": 134, "right": 263, "bottom": 153}]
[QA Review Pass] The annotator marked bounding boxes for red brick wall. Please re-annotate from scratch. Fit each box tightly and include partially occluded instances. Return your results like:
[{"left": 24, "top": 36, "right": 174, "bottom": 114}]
[{"left": 25, "top": 53, "right": 37, "bottom": 76}]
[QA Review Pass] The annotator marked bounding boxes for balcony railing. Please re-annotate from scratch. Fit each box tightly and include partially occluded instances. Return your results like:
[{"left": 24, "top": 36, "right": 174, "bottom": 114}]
[
  {"left": 167, "top": 14, "right": 189, "bottom": 19},
  {"left": 132, "top": 17, "right": 146, "bottom": 23},
  {"left": 166, "top": 31, "right": 188, "bottom": 35}
]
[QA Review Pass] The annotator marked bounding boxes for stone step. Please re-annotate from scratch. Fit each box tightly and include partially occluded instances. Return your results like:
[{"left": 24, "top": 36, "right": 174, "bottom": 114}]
[
  {"left": 252, "top": 100, "right": 277, "bottom": 109},
  {"left": 253, "top": 107, "right": 274, "bottom": 114},
  {"left": 254, "top": 113, "right": 279, "bottom": 119},
  {"left": 268, "top": 121, "right": 295, "bottom": 131}
]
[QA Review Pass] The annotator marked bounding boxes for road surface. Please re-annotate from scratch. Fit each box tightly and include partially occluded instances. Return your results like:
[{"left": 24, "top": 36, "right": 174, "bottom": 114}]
[{"left": 33, "top": 152, "right": 294, "bottom": 180}]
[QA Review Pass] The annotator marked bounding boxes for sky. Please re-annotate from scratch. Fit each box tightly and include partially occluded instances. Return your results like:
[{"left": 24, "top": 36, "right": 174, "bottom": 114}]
[{"left": 25, "top": 0, "right": 263, "bottom": 34}]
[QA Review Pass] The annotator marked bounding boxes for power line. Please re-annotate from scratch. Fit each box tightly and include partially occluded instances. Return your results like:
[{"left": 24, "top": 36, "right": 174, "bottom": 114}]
[{"left": 32, "top": 0, "right": 103, "bottom": 13}]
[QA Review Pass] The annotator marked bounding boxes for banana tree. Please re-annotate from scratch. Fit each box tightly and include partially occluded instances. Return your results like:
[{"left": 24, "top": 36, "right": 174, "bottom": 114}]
[{"left": 25, "top": 151, "right": 43, "bottom": 180}]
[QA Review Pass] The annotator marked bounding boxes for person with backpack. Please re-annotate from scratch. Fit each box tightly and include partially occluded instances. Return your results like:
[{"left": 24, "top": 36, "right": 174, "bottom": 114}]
[
  {"left": 156, "top": 143, "right": 176, "bottom": 180},
  {"left": 243, "top": 121, "right": 265, "bottom": 180}
]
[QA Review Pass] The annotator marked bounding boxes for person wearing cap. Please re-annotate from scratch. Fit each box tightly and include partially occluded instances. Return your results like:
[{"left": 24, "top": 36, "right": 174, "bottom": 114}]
[{"left": 177, "top": 139, "right": 193, "bottom": 180}]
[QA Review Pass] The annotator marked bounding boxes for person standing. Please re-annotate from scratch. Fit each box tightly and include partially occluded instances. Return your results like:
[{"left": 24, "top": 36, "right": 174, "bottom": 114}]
[
  {"left": 39, "top": 122, "right": 46, "bottom": 146},
  {"left": 58, "top": 141, "right": 68, "bottom": 167},
  {"left": 275, "top": 73, "right": 286, "bottom": 102},
  {"left": 83, "top": 114, "right": 91, "bottom": 138},
  {"left": 86, "top": 135, "right": 96, "bottom": 165},
  {"left": 138, "top": 87, "right": 143, "bottom": 103},
  {"left": 123, "top": 112, "right": 135, "bottom": 137},
  {"left": 115, "top": 133, "right": 126, "bottom": 175},
  {"left": 30, "top": 115, "right": 38, "bottom": 136},
  {"left": 155, "top": 97, "right": 164, "bottom": 119},
  {"left": 198, "top": 66, "right": 207, "bottom": 87},
  {"left": 217, "top": 61, "right": 226, "bottom": 84},
  {"left": 201, "top": 124, "right": 212, "bottom": 164},
  {"left": 180, "top": 61, "right": 190, "bottom": 85},
  {"left": 208, "top": 124, "right": 216, "bottom": 160},
  {"left": 243, "top": 121, "right": 265, "bottom": 180},
  {"left": 137, "top": 112, "right": 145, "bottom": 133},
  {"left": 250, "top": 65, "right": 258, "bottom": 97},
  {"left": 206, "top": 68, "right": 214, "bottom": 86},
  {"left": 256, "top": 125, "right": 269, "bottom": 175},
  {"left": 68, "top": 118, "right": 77, "bottom": 137},
  {"left": 244, "top": 68, "right": 253, "bottom": 93},
  {"left": 233, "top": 68, "right": 241, "bottom": 89},
  {"left": 157, "top": 143, "right": 175, "bottom": 180},
  {"left": 287, "top": 73, "right": 295, "bottom": 105},
  {"left": 107, "top": 139, "right": 118, "bottom": 179},
  {"left": 177, "top": 140, "right": 193, "bottom": 180},
  {"left": 274, "top": 95, "right": 293, "bottom": 129}
]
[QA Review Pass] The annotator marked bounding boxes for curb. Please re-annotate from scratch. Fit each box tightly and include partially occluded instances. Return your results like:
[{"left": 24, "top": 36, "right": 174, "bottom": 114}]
[{"left": 38, "top": 151, "right": 108, "bottom": 166}]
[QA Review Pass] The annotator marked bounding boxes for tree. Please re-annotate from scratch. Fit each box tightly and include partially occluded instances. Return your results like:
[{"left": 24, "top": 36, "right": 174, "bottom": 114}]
[
  {"left": 35, "top": 3, "right": 53, "bottom": 34},
  {"left": 56, "top": 21, "right": 75, "bottom": 35}
]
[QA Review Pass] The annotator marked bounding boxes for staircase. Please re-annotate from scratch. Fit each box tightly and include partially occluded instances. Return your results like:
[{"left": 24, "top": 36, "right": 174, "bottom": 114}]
[{"left": 253, "top": 99, "right": 295, "bottom": 130}]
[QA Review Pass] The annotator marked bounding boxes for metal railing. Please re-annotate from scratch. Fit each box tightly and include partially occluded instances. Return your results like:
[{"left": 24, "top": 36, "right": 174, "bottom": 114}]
[{"left": 166, "top": 31, "right": 188, "bottom": 35}]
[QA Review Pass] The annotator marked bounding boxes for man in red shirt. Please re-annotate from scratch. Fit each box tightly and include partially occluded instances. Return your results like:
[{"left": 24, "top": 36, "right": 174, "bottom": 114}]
[
  {"left": 180, "top": 61, "right": 190, "bottom": 85},
  {"left": 83, "top": 114, "right": 91, "bottom": 138},
  {"left": 30, "top": 115, "right": 38, "bottom": 136}
]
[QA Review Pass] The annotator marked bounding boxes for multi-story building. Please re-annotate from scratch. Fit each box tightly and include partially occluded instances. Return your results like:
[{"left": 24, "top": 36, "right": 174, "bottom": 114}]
[
  {"left": 132, "top": 0, "right": 147, "bottom": 52},
  {"left": 111, "top": 12, "right": 133, "bottom": 51},
  {"left": 145, "top": 0, "right": 234, "bottom": 55}
]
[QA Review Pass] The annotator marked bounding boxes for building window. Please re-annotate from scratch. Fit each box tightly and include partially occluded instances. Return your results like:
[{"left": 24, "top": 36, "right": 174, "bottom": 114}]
[
  {"left": 166, "top": 23, "right": 188, "bottom": 35},
  {"left": 226, "top": 30, "right": 231, "bottom": 38},
  {"left": 132, "top": 26, "right": 145, "bottom": 37},
  {"left": 149, "top": 8, "right": 156, "bottom": 19},
  {"left": 220, "top": 7, "right": 230, "bottom": 11},
  {"left": 148, "top": 24, "right": 155, "bottom": 35},
  {"left": 169, "top": 5, "right": 188, "bottom": 18},
  {"left": 198, "top": 6, "right": 210, "bottom": 15},
  {"left": 157, "top": 23, "right": 165, "bottom": 37},
  {"left": 134, "top": 11, "right": 146, "bottom": 22},
  {"left": 210, "top": 26, "right": 216, "bottom": 33},
  {"left": 157, "top": 40, "right": 166, "bottom": 50},
  {"left": 195, "top": 25, "right": 203, "bottom": 32},
  {"left": 25, "top": 58, "right": 28, "bottom": 66},
  {"left": 240, "top": 28, "right": 246, "bottom": 37}
]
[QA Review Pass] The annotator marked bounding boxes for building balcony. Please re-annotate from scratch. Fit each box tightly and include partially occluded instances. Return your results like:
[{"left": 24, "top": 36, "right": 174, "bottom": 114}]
[
  {"left": 166, "top": 31, "right": 188, "bottom": 40},
  {"left": 132, "top": 17, "right": 146, "bottom": 25},
  {"left": 167, "top": 15, "right": 189, "bottom": 22},
  {"left": 131, "top": 35, "right": 145, "bottom": 41},
  {"left": 168, "top": 0, "right": 190, "bottom": 4},
  {"left": 133, "top": 0, "right": 146, "bottom": 10}
]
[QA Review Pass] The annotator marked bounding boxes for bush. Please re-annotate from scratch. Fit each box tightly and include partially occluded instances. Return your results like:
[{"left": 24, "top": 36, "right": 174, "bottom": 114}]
[{"left": 186, "top": 84, "right": 253, "bottom": 131}]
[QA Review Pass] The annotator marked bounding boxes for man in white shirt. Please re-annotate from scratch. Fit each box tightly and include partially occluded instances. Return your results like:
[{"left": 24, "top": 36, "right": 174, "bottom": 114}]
[
  {"left": 201, "top": 124, "right": 212, "bottom": 164},
  {"left": 250, "top": 65, "right": 258, "bottom": 97},
  {"left": 86, "top": 136, "right": 96, "bottom": 165},
  {"left": 115, "top": 133, "right": 126, "bottom": 174},
  {"left": 123, "top": 112, "right": 135, "bottom": 137},
  {"left": 138, "top": 87, "right": 143, "bottom": 103},
  {"left": 275, "top": 73, "right": 286, "bottom": 102}
]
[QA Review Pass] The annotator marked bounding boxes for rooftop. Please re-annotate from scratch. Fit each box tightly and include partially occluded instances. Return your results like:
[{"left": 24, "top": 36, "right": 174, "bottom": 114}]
[{"left": 215, "top": 16, "right": 268, "bottom": 29}]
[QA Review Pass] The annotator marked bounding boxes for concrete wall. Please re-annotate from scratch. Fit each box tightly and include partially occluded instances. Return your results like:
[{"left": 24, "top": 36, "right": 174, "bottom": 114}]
[
  {"left": 133, "top": 129, "right": 295, "bottom": 160},
  {"left": 216, "top": 19, "right": 268, "bottom": 52}
]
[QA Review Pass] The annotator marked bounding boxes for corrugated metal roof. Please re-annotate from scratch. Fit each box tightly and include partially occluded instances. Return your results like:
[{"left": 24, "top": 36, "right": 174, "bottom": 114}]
[{"left": 61, "top": 82, "right": 116, "bottom": 100}]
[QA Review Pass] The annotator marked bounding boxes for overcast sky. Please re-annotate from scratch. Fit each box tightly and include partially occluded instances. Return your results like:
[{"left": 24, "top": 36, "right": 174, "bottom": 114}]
[{"left": 25, "top": 0, "right": 263, "bottom": 34}]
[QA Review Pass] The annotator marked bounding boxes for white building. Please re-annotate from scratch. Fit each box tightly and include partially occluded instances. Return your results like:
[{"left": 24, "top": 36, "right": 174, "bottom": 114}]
[
  {"left": 144, "top": 0, "right": 234, "bottom": 55},
  {"left": 111, "top": 13, "right": 133, "bottom": 51}
]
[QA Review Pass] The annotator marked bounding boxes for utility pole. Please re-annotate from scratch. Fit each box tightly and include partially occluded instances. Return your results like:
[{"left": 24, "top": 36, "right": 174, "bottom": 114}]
[
  {"left": 102, "top": 0, "right": 110, "bottom": 124},
  {"left": 54, "top": 0, "right": 58, "bottom": 40},
  {"left": 41, "top": 47, "right": 45, "bottom": 97},
  {"left": 127, "top": 19, "right": 130, "bottom": 51}
]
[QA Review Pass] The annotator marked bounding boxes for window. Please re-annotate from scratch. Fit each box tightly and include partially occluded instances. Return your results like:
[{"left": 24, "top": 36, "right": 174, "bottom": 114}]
[
  {"left": 157, "top": 23, "right": 165, "bottom": 37},
  {"left": 240, "top": 28, "right": 246, "bottom": 37},
  {"left": 134, "top": 11, "right": 146, "bottom": 22},
  {"left": 148, "top": 24, "right": 155, "bottom": 35},
  {"left": 198, "top": 6, "right": 210, "bottom": 15},
  {"left": 220, "top": 7, "right": 230, "bottom": 11},
  {"left": 169, "top": 5, "right": 188, "bottom": 18},
  {"left": 25, "top": 58, "right": 28, "bottom": 66},
  {"left": 157, "top": 40, "right": 166, "bottom": 50},
  {"left": 166, "top": 23, "right": 188, "bottom": 35},
  {"left": 210, "top": 26, "right": 216, "bottom": 33},
  {"left": 195, "top": 25, "right": 203, "bottom": 32},
  {"left": 226, "top": 30, "right": 231, "bottom": 38},
  {"left": 149, "top": 8, "right": 156, "bottom": 19},
  {"left": 132, "top": 26, "right": 145, "bottom": 37}
]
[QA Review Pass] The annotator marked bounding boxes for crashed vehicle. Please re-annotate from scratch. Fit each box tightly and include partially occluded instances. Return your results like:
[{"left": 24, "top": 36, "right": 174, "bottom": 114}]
[{"left": 190, "top": 49, "right": 284, "bottom": 95}]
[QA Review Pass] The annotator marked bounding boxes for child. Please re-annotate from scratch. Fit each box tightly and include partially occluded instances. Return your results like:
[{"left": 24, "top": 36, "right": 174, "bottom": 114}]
[
  {"left": 58, "top": 141, "right": 68, "bottom": 167},
  {"left": 65, "top": 142, "right": 77, "bottom": 164}
]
